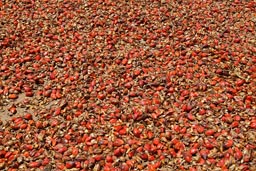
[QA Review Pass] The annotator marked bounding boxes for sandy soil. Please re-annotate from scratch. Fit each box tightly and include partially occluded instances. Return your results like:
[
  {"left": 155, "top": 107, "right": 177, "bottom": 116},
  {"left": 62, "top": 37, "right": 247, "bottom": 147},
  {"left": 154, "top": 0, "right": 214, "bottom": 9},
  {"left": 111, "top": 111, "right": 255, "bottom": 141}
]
[{"left": 0, "top": 93, "right": 60, "bottom": 124}]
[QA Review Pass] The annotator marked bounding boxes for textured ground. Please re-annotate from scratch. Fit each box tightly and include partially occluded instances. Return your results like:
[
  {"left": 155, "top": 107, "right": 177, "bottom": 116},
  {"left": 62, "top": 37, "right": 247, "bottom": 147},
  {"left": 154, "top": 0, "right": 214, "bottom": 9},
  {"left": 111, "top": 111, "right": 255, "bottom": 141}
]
[{"left": 0, "top": 0, "right": 255, "bottom": 171}]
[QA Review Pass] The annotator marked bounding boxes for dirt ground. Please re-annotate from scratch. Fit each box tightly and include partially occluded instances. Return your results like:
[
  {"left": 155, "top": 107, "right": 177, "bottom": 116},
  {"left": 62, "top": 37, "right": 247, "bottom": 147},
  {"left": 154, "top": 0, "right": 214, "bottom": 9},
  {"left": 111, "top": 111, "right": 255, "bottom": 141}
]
[{"left": 0, "top": 93, "right": 60, "bottom": 124}]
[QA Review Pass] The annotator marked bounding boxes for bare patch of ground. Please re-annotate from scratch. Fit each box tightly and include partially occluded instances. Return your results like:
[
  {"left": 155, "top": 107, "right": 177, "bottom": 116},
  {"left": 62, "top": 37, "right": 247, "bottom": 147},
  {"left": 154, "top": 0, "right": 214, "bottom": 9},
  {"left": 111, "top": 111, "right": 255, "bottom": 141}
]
[{"left": 0, "top": 93, "right": 61, "bottom": 124}]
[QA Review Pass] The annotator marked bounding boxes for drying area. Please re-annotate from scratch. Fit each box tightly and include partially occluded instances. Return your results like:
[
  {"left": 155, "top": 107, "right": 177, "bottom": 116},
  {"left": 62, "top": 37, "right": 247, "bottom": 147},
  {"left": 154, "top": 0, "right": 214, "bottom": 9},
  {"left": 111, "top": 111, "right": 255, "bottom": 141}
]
[{"left": 0, "top": 0, "right": 256, "bottom": 170}]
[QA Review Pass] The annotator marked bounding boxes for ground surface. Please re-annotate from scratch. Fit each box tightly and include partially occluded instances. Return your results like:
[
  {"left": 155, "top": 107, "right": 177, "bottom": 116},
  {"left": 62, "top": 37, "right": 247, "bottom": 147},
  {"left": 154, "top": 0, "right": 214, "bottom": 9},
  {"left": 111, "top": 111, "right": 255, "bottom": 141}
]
[{"left": 0, "top": 0, "right": 256, "bottom": 171}]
